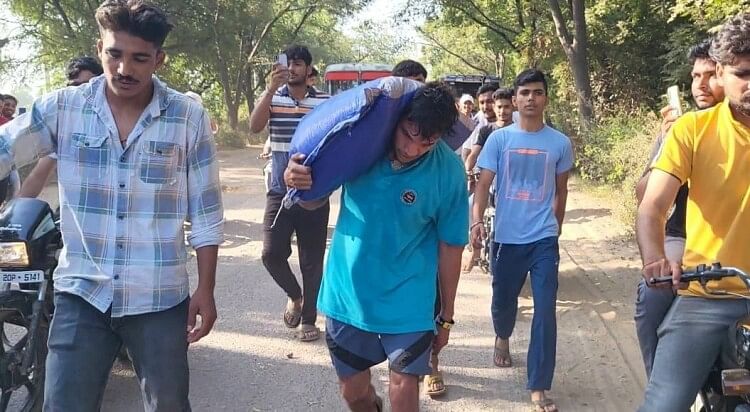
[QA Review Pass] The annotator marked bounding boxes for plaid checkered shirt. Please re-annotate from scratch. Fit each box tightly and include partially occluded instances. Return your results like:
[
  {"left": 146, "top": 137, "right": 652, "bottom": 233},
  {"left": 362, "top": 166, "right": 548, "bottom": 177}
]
[{"left": 0, "top": 75, "right": 224, "bottom": 316}]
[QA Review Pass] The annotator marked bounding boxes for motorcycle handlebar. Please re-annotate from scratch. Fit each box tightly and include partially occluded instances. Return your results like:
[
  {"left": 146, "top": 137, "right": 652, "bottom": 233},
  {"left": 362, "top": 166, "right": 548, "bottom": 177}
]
[{"left": 649, "top": 263, "right": 749, "bottom": 285}]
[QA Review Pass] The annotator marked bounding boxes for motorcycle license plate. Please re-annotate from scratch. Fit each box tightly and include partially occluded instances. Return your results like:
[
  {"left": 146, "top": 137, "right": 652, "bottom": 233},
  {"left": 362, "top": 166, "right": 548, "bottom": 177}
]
[{"left": 0, "top": 270, "right": 44, "bottom": 284}]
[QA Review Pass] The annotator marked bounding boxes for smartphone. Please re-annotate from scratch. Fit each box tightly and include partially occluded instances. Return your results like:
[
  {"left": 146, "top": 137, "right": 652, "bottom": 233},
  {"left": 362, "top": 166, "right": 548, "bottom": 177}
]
[
  {"left": 276, "top": 53, "right": 288, "bottom": 68},
  {"left": 667, "top": 85, "right": 683, "bottom": 117}
]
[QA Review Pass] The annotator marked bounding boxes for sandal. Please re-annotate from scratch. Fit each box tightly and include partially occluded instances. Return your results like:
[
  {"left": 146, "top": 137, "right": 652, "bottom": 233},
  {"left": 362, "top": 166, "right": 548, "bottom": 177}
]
[
  {"left": 424, "top": 372, "right": 447, "bottom": 397},
  {"left": 283, "top": 299, "right": 302, "bottom": 328},
  {"left": 494, "top": 337, "right": 512, "bottom": 367},
  {"left": 530, "top": 398, "right": 558, "bottom": 412},
  {"left": 461, "top": 256, "right": 476, "bottom": 273},
  {"left": 297, "top": 324, "right": 320, "bottom": 342}
]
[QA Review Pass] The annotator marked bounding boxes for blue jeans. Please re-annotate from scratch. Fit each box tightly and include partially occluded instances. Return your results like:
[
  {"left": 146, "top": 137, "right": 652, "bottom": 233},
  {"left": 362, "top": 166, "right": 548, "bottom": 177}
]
[
  {"left": 491, "top": 236, "right": 559, "bottom": 390},
  {"left": 639, "top": 296, "right": 749, "bottom": 411},
  {"left": 634, "top": 279, "right": 675, "bottom": 379},
  {"left": 633, "top": 235, "right": 683, "bottom": 379},
  {"left": 44, "top": 293, "right": 191, "bottom": 412}
]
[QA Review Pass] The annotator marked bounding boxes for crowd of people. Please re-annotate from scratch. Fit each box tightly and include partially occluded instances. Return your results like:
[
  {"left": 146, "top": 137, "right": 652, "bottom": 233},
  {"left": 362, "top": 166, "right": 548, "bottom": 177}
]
[{"left": 0, "top": 0, "right": 748, "bottom": 411}]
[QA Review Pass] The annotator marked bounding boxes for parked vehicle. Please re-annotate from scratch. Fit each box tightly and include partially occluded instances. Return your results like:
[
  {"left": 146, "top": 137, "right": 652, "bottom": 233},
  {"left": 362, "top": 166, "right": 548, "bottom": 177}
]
[
  {"left": 0, "top": 196, "right": 60, "bottom": 411},
  {"left": 324, "top": 63, "right": 393, "bottom": 95}
]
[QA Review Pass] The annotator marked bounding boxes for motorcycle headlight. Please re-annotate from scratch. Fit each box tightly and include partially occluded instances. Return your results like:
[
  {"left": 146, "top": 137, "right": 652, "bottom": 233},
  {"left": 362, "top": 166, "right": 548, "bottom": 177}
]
[{"left": 0, "top": 242, "right": 29, "bottom": 268}]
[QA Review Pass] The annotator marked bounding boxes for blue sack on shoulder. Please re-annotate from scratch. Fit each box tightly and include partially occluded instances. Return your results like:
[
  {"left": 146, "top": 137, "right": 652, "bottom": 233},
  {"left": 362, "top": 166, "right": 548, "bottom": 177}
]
[
  {"left": 285, "top": 76, "right": 470, "bottom": 206},
  {"left": 286, "top": 76, "right": 422, "bottom": 204}
]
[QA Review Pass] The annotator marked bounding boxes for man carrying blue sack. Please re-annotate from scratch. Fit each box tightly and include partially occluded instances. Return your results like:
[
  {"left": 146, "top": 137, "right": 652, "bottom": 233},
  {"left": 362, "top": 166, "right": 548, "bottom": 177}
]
[{"left": 284, "top": 81, "right": 468, "bottom": 412}]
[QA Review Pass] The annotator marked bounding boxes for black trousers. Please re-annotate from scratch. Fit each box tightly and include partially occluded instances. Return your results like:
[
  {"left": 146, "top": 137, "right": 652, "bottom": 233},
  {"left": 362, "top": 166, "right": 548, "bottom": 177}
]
[{"left": 262, "top": 192, "right": 330, "bottom": 325}]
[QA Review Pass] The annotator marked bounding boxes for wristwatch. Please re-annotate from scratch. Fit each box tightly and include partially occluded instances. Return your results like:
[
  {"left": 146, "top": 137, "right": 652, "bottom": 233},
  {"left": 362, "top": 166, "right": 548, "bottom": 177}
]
[{"left": 435, "top": 315, "right": 455, "bottom": 330}]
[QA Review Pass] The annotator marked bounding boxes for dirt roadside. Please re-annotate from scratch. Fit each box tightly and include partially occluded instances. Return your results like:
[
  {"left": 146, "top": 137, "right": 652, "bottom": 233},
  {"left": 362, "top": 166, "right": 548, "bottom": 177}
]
[{"left": 88, "top": 148, "right": 646, "bottom": 411}]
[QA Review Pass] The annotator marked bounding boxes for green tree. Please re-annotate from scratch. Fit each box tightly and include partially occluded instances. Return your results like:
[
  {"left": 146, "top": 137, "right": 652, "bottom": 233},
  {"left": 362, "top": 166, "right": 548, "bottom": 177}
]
[
  {"left": 346, "top": 20, "right": 414, "bottom": 64},
  {"left": 671, "top": 0, "right": 749, "bottom": 30},
  {"left": 547, "top": 0, "right": 593, "bottom": 129},
  {"left": 6, "top": 0, "right": 366, "bottom": 133}
]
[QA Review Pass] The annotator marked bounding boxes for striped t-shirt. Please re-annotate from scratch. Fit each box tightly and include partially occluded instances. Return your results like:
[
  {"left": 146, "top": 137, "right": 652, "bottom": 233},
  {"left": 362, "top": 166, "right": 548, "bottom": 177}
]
[{"left": 268, "top": 85, "right": 329, "bottom": 194}]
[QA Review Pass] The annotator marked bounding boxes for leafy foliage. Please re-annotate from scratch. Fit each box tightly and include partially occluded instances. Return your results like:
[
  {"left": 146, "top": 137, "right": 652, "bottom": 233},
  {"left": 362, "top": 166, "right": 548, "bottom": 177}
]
[{"left": 6, "top": 0, "right": 367, "bottom": 143}]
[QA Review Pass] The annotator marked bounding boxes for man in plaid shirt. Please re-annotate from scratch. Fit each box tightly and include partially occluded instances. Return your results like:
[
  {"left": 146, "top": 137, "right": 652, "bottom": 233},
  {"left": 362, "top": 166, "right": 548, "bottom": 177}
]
[{"left": 0, "top": 1, "right": 223, "bottom": 410}]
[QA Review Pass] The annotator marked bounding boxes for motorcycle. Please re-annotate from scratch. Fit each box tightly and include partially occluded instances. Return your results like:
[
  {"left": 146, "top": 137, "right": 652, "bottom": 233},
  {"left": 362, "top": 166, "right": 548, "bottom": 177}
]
[
  {"left": 652, "top": 263, "right": 750, "bottom": 412},
  {"left": 0, "top": 196, "right": 60, "bottom": 411}
]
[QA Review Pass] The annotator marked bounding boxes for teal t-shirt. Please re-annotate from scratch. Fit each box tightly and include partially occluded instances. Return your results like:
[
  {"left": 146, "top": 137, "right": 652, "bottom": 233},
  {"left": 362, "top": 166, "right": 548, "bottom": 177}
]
[{"left": 317, "top": 141, "right": 469, "bottom": 334}]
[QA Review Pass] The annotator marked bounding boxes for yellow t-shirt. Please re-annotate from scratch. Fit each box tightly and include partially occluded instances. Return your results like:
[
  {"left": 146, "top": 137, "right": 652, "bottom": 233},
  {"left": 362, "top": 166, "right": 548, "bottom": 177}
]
[{"left": 653, "top": 100, "right": 750, "bottom": 297}]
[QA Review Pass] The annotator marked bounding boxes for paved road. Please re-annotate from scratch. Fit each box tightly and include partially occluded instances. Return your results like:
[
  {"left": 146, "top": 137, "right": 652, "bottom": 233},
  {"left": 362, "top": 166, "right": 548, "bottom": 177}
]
[{"left": 93, "top": 148, "right": 645, "bottom": 411}]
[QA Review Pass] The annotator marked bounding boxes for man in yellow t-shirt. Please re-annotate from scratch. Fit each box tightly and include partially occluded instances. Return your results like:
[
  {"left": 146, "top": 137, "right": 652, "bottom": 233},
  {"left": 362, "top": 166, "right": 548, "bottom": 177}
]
[{"left": 636, "top": 12, "right": 750, "bottom": 410}]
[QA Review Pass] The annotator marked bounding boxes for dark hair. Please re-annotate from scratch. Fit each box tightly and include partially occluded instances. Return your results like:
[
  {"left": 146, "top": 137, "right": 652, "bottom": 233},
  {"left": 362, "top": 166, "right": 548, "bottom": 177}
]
[
  {"left": 95, "top": 0, "right": 173, "bottom": 48},
  {"left": 402, "top": 81, "right": 457, "bottom": 139},
  {"left": 514, "top": 69, "right": 548, "bottom": 94},
  {"left": 309, "top": 66, "right": 319, "bottom": 78},
  {"left": 492, "top": 87, "right": 513, "bottom": 101},
  {"left": 66, "top": 56, "right": 104, "bottom": 80},
  {"left": 282, "top": 45, "right": 312, "bottom": 66},
  {"left": 476, "top": 83, "right": 499, "bottom": 97},
  {"left": 687, "top": 39, "right": 712, "bottom": 64},
  {"left": 391, "top": 60, "right": 428, "bottom": 79},
  {"left": 3, "top": 95, "right": 16, "bottom": 103},
  {"left": 710, "top": 12, "right": 750, "bottom": 65}
]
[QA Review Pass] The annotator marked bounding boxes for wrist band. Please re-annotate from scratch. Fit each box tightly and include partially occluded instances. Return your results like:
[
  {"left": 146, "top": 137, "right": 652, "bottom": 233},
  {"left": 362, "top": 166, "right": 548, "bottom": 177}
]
[{"left": 470, "top": 221, "right": 483, "bottom": 229}]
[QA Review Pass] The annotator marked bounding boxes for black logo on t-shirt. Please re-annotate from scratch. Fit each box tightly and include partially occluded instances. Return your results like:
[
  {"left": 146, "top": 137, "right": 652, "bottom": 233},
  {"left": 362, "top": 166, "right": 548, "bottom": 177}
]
[{"left": 401, "top": 189, "right": 417, "bottom": 205}]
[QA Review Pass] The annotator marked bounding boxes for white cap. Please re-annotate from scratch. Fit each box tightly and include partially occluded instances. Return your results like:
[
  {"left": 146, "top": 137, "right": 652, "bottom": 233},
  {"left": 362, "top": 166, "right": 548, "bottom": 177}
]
[
  {"left": 185, "top": 91, "right": 203, "bottom": 105},
  {"left": 459, "top": 94, "right": 473, "bottom": 104}
]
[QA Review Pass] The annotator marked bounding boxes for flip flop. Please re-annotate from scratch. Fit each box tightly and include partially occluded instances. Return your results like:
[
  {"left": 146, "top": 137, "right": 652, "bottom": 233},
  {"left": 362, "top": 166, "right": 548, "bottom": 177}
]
[
  {"left": 283, "top": 299, "right": 302, "bottom": 328},
  {"left": 494, "top": 337, "right": 512, "bottom": 367},
  {"left": 530, "top": 398, "right": 558, "bottom": 412},
  {"left": 461, "top": 256, "right": 476, "bottom": 273},
  {"left": 425, "top": 372, "right": 447, "bottom": 397},
  {"left": 297, "top": 324, "right": 320, "bottom": 342}
]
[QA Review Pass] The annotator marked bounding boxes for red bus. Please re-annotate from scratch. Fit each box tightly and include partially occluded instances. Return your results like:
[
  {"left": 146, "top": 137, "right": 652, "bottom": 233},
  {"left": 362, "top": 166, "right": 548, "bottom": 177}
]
[{"left": 324, "top": 63, "right": 393, "bottom": 95}]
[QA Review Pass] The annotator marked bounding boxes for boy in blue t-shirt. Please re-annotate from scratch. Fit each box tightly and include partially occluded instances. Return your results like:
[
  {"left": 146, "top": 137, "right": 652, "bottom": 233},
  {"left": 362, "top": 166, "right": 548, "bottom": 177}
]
[
  {"left": 284, "top": 82, "right": 468, "bottom": 411},
  {"left": 472, "top": 69, "right": 573, "bottom": 412}
]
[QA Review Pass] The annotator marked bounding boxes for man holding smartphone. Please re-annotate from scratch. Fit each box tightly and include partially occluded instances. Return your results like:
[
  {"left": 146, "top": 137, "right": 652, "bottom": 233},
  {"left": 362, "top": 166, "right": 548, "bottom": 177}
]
[
  {"left": 249, "top": 45, "right": 330, "bottom": 342},
  {"left": 633, "top": 38, "right": 725, "bottom": 380}
]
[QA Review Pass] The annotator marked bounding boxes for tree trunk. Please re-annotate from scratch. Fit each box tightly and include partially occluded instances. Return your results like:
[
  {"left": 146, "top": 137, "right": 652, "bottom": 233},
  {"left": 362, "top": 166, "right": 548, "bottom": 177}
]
[
  {"left": 570, "top": 46, "right": 594, "bottom": 130},
  {"left": 216, "top": 54, "right": 239, "bottom": 131},
  {"left": 547, "top": 0, "right": 594, "bottom": 130},
  {"left": 227, "top": 105, "right": 239, "bottom": 131},
  {"left": 244, "top": 65, "right": 255, "bottom": 121},
  {"left": 211, "top": 6, "right": 240, "bottom": 132}
]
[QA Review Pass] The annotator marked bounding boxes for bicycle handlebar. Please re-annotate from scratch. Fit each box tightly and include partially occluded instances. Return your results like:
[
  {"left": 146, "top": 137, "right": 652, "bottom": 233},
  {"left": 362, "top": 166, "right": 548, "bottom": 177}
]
[{"left": 649, "top": 263, "right": 749, "bottom": 285}]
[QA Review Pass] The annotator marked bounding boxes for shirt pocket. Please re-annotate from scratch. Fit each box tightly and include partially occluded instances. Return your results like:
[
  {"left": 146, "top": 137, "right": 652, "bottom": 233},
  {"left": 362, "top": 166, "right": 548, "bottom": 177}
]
[
  {"left": 140, "top": 141, "right": 179, "bottom": 185},
  {"left": 71, "top": 133, "right": 109, "bottom": 179}
]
